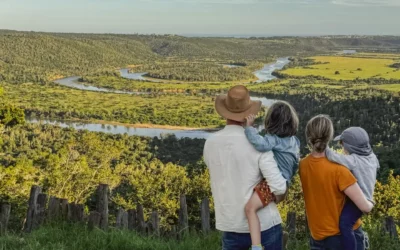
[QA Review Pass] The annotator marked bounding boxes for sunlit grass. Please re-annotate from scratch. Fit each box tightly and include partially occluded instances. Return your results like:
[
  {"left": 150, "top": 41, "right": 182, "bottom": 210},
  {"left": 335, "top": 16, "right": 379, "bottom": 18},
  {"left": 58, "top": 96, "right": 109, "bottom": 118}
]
[
  {"left": 374, "top": 84, "right": 400, "bottom": 93},
  {"left": 348, "top": 53, "right": 400, "bottom": 60},
  {"left": 282, "top": 56, "right": 400, "bottom": 80}
]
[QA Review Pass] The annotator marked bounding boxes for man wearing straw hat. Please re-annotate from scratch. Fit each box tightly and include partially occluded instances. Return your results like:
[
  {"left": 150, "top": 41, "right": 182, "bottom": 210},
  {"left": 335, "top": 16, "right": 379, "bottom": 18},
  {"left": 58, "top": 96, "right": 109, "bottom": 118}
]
[{"left": 204, "top": 85, "right": 287, "bottom": 250}]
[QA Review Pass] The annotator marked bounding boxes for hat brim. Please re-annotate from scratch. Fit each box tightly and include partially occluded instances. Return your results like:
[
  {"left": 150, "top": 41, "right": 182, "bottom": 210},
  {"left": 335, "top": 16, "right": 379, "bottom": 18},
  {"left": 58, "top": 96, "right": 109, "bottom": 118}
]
[
  {"left": 215, "top": 95, "right": 262, "bottom": 122},
  {"left": 333, "top": 135, "right": 342, "bottom": 141}
]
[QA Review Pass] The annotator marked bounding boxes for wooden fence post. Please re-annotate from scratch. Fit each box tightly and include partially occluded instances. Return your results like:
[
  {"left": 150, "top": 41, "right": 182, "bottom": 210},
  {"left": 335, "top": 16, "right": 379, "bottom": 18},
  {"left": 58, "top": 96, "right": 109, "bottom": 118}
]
[
  {"left": 68, "top": 203, "right": 84, "bottom": 223},
  {"left": 0, "top": 204, "right": 11, "bottom": 235},
  {"left": 36, "top": 193, "right": 48, "bottom": 226},
  {"left": 286, "top": 212, "right": 296, "bottom": 235},
  {"left": 127, "top": 209, "right": 137, "bottom": 231},
  {"left": 179, "top": 194, "right": 189, "bottom": 236},
  {"left": 75, "top": 204, "right": 84, "bottom": 222},
  {"left": 136, "top": 204, "right": 146, "bottom": 233},
  {"left": 171, "top": 225, "right": 178, "bottom": 240},
  {"left": 24, "top": 185, "right": 41, "bottom": 233},
  {"left": 150, "top": 211, "right": 160, "bottom": 236},
  {"left": 116, "top": 208, "right": 128, "bottom": 230},
  {"left": 200, "top": 198, "right": 210, "bottom": 234},
  {"left": 88, "top": 211, "right": 101, "bottom": 230},
  {"left": 67, "top": 203, "right": 74, "bottom": 222},
  {"left": 48, "top": 197, "right": 61, "bottom": 221},
  {"left": 96, "top": 184, "right": 109, "bottom": 230},
  {"left": 384, "top": 216, "right": 399, "bottom": 239},
  {"left": 60, "top": 199, "right": 68, "bottom": 220}
]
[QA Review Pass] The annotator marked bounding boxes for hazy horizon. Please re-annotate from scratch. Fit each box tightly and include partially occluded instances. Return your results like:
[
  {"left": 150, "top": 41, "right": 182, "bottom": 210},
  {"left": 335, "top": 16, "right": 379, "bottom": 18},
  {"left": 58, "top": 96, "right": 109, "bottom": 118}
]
[{"left": 1, "top": 0, "right": 399, "bottom": 36}]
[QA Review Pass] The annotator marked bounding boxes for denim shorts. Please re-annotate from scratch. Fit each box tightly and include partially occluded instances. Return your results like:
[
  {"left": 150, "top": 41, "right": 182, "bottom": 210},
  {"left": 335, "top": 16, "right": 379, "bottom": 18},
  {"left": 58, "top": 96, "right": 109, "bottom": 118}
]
[
  {"left": 310, "top": 226, "right": 368, "bottom": 250},
  {"left": 222, "top": 224, "right": 283, "bottom": 250}
]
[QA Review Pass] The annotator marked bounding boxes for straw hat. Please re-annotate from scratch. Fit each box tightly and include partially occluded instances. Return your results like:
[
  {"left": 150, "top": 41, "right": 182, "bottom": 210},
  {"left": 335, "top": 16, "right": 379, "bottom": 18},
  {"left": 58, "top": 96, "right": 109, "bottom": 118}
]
[{"left": 215, "top": 85, "right": 261, "bottom": 122}]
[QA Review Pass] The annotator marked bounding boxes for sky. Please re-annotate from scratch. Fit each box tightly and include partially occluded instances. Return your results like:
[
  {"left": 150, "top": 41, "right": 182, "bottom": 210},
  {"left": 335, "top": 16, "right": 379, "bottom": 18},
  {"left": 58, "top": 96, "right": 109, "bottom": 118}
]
[{"left": 0, "top": 0, "right": 399, "bottom": 36}]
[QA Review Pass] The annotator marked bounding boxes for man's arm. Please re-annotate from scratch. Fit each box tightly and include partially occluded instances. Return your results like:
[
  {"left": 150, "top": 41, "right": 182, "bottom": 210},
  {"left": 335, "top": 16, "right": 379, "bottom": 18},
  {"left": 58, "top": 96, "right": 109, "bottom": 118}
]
[
  {"left": 245, "top": 127, "right": 277, "bottom": 152},
  {"left": 258, "top": 151, "right": 287, "bottom": 197},
  {"left": 326, "top": 147, "right": 356, "bottom": 170}
]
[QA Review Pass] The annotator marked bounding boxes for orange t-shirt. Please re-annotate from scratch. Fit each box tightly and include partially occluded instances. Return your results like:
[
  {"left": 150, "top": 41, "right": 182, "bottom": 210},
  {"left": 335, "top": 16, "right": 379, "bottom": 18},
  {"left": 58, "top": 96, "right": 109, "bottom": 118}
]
[{"left": 299, "top": 155, "right": 362, "bottom": 241}]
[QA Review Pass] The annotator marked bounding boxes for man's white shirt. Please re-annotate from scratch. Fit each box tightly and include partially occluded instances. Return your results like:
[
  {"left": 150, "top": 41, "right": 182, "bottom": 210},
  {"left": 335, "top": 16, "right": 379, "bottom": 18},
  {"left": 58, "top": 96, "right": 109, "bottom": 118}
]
[{"left": 204, "top": 125, "right": 287, "bottom": 233}]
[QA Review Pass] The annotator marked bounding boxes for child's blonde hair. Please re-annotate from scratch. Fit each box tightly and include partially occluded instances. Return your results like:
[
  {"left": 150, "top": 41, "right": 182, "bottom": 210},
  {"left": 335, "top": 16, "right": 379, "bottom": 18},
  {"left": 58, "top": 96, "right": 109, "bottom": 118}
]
[
  {"left": 305, "top": 115, "right": 334, "bottom": 153},
  {"left": 264, "top": 101, "right": 299, "bottom": 137}
]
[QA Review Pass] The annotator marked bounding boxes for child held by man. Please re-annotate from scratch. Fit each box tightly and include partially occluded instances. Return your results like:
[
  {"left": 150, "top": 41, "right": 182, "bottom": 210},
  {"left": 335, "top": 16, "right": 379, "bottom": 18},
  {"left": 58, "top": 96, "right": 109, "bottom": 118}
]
[{"left": 244, "top": 101, "right": 300, "bottom": 250}]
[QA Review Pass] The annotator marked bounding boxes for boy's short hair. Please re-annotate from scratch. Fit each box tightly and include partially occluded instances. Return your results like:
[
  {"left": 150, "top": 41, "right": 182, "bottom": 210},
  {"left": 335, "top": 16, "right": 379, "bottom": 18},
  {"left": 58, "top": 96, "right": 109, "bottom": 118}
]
[{"left": 265, "top": 101, "right": 299, "bottom": 137}]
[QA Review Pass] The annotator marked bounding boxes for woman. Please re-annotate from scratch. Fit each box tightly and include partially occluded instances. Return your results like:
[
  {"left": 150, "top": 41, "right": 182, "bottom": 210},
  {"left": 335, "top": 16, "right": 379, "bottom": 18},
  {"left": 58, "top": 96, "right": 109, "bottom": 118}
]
[{"left": 299, "top": 115, "right": 373, "bottom": 250}]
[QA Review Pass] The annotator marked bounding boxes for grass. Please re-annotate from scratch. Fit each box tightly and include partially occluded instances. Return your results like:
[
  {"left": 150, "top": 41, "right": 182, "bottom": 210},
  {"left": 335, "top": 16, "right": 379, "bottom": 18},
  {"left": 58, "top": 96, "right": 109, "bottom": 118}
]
[
  {"left": 0, "top": 223, "right": 399, "bottom": 250},
  {"left": 0, "top": 223, "right": 221, "bottom": 250},
  {"left": 282, "top": 56, "right": 400, "bottom": 80},
  {"left": 374, "top": 84, "right": 400, "bottom": 93},
  {"left": 347, "top": 53, "right": 400, "bottom": 60}
]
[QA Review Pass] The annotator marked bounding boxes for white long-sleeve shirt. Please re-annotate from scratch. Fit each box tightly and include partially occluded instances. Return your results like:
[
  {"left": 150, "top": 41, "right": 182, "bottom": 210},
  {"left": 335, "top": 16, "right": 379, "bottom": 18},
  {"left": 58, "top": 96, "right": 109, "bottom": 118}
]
[{"left": 203, "top": 125, "right": 287, "bottom": 233}]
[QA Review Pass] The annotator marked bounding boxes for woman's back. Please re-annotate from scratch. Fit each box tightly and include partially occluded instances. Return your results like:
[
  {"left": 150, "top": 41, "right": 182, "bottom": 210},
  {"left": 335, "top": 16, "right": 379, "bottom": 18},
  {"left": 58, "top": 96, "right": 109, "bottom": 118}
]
[{"left": 299, "top": 155, "right": 362, "bottom": 240}]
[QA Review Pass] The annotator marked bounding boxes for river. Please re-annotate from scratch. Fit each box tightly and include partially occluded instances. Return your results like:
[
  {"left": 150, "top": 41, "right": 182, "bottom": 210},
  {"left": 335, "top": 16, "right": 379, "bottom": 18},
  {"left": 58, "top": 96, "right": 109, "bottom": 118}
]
[
  {"left": 27, "top": 117, "right": 213, "bottom": 139},
  {"left": 33, "top": 57, "right": 290, "bottom": 139}
]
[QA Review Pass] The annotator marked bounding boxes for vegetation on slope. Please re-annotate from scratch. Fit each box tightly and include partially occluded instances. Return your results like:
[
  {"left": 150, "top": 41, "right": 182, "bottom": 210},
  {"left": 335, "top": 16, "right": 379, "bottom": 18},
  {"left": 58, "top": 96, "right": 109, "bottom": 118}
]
[
  {"left": 130, "top": 62, "right": 259, "bottom": 82},
  {"left": 0, "top": 83, "right": 225, "bottom": 128},
  {"left": 2, "top": 30, "right": 400, "bottom": 84}
]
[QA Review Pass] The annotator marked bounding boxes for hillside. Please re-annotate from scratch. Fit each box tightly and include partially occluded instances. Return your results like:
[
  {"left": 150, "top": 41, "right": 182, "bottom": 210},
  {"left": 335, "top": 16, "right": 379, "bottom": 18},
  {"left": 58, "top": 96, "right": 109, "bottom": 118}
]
[
  {"left": 1, "top": 30, "right": 400, "bottom": 83},
  {"left": 1, "top": 31, "right": 400, "bottom": 249}
]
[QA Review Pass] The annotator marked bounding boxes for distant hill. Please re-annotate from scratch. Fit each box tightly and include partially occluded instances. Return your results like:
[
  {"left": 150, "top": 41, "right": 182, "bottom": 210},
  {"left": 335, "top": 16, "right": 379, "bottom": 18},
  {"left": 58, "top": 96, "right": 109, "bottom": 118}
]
[{"left": 0, "top": 30, "right": 400, "bottom": 83}]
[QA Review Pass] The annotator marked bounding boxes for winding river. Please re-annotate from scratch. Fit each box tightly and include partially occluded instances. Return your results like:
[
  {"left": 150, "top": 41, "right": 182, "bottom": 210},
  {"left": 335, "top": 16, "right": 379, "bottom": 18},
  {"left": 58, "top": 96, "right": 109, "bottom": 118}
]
[
  {"left": 117, "top": 57, "right": 290, "bottom": 83},
  {"left": 29, "top": 58, "right": 290, "bottom": 139}
]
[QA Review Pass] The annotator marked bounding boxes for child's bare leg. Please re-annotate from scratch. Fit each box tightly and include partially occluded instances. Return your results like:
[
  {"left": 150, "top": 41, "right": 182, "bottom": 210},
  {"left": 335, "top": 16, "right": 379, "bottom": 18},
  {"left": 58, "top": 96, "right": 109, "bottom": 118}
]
[{"left": 245, "top": 191, "right": 264, "bottom": 246}]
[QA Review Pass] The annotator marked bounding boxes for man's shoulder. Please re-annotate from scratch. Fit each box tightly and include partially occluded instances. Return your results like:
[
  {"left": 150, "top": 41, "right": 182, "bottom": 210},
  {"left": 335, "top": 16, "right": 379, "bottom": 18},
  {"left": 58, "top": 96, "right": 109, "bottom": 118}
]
[{"left": 206, "top": 128, "right": 246, "bottom": 140}]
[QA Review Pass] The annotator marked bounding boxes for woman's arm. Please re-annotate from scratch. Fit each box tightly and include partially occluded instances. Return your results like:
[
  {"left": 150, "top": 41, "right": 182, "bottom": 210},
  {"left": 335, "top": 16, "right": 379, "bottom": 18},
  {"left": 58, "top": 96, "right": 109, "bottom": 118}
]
[{"left": 343, "top": 183, "right": 373, "bottom": 213}]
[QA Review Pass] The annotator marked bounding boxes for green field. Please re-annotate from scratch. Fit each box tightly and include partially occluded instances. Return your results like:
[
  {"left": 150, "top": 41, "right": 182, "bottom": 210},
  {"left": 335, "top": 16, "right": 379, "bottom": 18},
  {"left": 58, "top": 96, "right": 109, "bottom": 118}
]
[{"left": 282, "top": 56, "right": 400, "bottom": 80}]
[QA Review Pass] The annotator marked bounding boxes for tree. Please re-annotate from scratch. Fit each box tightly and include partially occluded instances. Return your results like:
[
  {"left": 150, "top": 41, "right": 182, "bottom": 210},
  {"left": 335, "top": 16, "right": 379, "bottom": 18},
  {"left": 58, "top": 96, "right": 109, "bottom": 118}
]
[
  {"left": 0, "top": 105, "right": 25, "bottom": 127},
  {"left": 372, "top": 170, "right": 400, "bottom": 220},
  {"left": 113, "top": 159, "right": 190, "bottom": 229}
]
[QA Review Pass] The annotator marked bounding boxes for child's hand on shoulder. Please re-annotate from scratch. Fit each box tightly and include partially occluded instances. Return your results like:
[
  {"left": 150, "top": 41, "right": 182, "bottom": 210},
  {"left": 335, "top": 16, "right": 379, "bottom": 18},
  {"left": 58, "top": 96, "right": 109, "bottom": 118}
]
[{"left": 245, "top": 114, "right": 256, "bottom": 127}]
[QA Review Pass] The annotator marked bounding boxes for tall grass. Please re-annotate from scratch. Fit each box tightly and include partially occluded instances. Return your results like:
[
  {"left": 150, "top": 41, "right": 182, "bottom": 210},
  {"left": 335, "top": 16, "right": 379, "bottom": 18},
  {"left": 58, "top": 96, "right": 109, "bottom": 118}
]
[
  {"left": 0, "top": 223, "right": 398, "bottom": 250},
  {"left": 282, "top": 56, "right": 400, "bottom": 80}
]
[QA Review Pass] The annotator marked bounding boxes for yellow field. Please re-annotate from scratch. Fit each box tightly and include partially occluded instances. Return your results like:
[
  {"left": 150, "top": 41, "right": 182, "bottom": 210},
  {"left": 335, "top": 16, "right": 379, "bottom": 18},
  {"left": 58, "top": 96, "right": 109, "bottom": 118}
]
[
  {"left": 282, "top": 56, "right": 400, "bottom": 80},
  {"left": 374, "top": 84, "right": 400, "bottom": 93},
  {"left": 348, "top": 53, "right": 400, "bottom": 60}
]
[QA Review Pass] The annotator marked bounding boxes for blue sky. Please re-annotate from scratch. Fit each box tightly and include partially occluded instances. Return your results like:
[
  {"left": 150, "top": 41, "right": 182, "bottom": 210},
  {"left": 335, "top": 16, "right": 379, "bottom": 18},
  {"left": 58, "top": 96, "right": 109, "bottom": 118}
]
[{"left": 0, "top": 0, "right": 399, "bottom": 36}]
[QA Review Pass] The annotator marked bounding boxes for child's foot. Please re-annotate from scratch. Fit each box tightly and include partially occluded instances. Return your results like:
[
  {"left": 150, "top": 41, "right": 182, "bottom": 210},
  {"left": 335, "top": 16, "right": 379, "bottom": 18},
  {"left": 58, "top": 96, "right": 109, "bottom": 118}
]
[{"left": 251, "top": 245, "right": 263, "bottom": 250}]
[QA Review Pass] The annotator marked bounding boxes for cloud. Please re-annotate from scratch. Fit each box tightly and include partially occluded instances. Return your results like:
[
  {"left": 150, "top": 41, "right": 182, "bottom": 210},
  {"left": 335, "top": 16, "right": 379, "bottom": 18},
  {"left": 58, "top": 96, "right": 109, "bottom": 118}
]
[
  {"left": 331, "top": 0, "right": 400, "bottom": 6},
  {"left": 139, "top": 0, "right": 400, "bottom": 6},
  {"left": 138, "top": 0, "right": 321, "bottom": 4}
]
